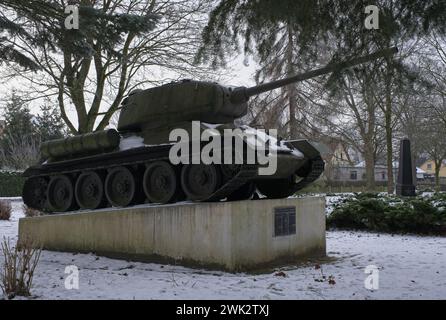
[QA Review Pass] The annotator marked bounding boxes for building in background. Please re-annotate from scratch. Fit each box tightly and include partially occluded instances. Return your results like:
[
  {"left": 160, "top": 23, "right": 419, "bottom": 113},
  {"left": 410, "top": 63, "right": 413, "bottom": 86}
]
[
  {"left": 420, "top": 160, "right": 446, "bottom": 178},
  {"left": 327, "top": 162, "right": 427, "bottom": 184},
  {"left": 314, "top": 136, "right": 362, "bottom": 183},
  {"left": 329, "top": 162, "right": 391, "bottom": 184},
  {"left": 314, "top": 137, "right": 436, "bottom": 187}
]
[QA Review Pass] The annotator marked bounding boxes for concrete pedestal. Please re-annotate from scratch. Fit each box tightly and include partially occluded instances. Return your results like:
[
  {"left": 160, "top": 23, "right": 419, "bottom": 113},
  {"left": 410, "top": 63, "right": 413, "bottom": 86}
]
[{"left": 19, "top": 197, "right": 326, "bottom": 271}]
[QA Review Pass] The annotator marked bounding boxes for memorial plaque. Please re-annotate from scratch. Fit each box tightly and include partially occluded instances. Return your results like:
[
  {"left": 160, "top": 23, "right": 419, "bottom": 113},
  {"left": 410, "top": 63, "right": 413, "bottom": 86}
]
[{"left": 274, "top": 206, "right": 296, "bottom": 237}]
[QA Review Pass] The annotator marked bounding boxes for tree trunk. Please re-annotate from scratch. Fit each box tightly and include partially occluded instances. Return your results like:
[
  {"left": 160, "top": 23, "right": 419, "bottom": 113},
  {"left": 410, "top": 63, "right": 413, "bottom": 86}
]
[
  {"left": 364, "top": 87, "right": 376, "bottom": 191},
  {"left": 384, "top": 67, "right": 394, "bottom": 194},
  {"left": 384, "top": 114, "right": 394, "bottom": 194},
  {"left": 364, "top": 144, "right": 376, "bottom": 190},
  {"left": 411, "top": 150, "right": 417, "bottom": 187},
  {"left": 286, "top": 25, "right": 298, "bottom": 139},
  {"left": 435, "top": 160, "right": 441, "bottom": 192}
]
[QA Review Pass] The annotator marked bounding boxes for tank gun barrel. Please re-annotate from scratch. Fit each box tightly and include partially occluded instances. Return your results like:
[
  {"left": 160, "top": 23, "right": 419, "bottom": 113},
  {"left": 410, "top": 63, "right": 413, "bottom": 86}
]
[{"left": 230, "top": 47, "right": 398, "bottom": 103}]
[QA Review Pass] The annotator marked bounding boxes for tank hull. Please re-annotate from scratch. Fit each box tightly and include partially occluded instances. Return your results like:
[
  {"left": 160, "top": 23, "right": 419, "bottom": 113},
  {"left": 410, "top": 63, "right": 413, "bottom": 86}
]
[{"left": 22, "top": 138, "right": 324, "bottom": 213}]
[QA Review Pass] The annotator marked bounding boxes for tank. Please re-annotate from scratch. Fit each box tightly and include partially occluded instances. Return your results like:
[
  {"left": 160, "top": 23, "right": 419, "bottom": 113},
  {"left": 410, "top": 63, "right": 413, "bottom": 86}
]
[{"left": 22, "top": 47, "right": 397, "bottom": 213}]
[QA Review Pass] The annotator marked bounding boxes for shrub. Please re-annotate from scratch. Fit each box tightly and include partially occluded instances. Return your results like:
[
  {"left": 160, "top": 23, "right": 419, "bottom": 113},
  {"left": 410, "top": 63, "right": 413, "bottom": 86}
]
[
  {"left": 22, "top": 205, "right": 41, "bottom": 218},
  {"left": 0, "top": 171, "right": 25, "bottom": 197},
  {"left": 0, "top": 200, "right": 12, "bottom": 220},
  {"left": 430, "top": 192, "right": 446, "bottom": 204},
  {"left": 327, "top": 193, "right": 446, "bottom": 235},
  {"left": 354, "top": 192, "right": 380, "bottom": 200},
  {"left": 0, "top": 237, "right": 42, "bottom": 299}
]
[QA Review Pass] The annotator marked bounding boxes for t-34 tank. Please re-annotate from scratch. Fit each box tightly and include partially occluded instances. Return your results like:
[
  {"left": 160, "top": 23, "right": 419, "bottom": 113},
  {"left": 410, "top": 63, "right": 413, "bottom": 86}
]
[{"left": 22, "top": 47, "right": 397, "bottom": 213}]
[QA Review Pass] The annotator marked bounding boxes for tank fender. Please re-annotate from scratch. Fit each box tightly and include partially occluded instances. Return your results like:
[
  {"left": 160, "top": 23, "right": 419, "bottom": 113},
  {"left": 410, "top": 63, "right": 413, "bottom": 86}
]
[{"left": 285, "top": 140, "right": 321, "bottom": 159}]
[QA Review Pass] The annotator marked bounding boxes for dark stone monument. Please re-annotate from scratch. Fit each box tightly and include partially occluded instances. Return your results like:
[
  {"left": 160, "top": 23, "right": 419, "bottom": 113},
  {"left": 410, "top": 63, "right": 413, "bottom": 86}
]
[{"left": 396, "top": 138, "right": 416, "bottom": 196}]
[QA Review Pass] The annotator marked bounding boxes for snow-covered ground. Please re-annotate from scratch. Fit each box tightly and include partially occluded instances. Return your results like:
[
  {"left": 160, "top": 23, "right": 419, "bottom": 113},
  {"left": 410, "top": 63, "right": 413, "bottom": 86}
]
[{"left": 0, "top": 198, "right": 445, "bottom": 300}]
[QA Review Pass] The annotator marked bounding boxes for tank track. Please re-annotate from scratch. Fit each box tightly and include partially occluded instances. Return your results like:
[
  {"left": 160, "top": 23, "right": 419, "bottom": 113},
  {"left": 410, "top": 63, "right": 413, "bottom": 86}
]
[
  {"left": 204, "top": 155, "right": 324, "bottom": 202},
  {"left": 23, "top": 146, "right": 324, "bottom": 212},
  {"left": 23, "top": 144, "right": 173, "bottom": 178},
  {"left": 23, "top": 144, "right": 266, "bottom": 211},
  {"left": 290, "top": 156, "right": 325, "bottom": 193},
  {"left": 204, "top": 164, "right": 258, "bottom": 201}
]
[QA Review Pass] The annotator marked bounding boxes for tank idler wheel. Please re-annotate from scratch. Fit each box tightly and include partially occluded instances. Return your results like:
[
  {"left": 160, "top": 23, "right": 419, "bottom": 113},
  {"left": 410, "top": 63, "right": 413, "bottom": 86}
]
[
  {"left": 22, "top": 177, "right": 48, "bottom": 211},
  {"left": 47, "top": 175, "right": 77, "bottom": 212},
  {"left": 105, "top": 166, "right": 142, "bottom": 207},
  {"left": 256, "top": 175, "right": 302, "bottom": 199},
  {"left": 143, "top": 161, "right": 179, "bottom": 204},
  {"left": 181, "top": 164, "right": 222, "bottom": 201},
  {"left": 75, "top": 171, "right": 106, "bottom": 210},
  {"left": 226, "top": 182, "right": 256, "bottom": 201}
]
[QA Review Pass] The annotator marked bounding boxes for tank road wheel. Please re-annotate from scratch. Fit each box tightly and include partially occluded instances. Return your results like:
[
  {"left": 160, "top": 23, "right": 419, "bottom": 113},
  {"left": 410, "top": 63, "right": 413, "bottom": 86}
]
[
  {"left": 22, "top": 177, "right": 48, "bottom": 211},
  {"left": 75, "top": 171, "right": 106, "bottom": 210},
  {"left": 105, "top": 166, "right": 141, "bottom": 207},
  {"left": 256, "top": 176, "right": 301, "bottom": 199},
  {"left": 227, "top": 182, "right": 256, "bottom": 201},
  {"left": 47, "top": 175, "right": 77, "bottom": 212},
  {"left": 143, "top": 161, "right": 179, "bottom": 204},
  {"left": 181, "top": 164, "right": 221, "bottom": 201}
]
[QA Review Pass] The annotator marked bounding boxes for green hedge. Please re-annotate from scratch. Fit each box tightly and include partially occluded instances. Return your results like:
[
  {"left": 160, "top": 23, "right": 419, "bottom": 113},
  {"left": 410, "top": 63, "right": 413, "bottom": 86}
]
[
  {"left": 327, "top": 193, "right": 446, "bottom": 235},
  {"left": 0, "top": 171, "right": 24, "bottom": 197}
]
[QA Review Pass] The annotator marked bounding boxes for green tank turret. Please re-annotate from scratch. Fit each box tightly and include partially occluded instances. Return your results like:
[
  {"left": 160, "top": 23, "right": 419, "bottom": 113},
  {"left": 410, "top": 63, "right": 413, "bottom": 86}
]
[{"left": 22, "top": 47, "right": 397, "bottom": 213}]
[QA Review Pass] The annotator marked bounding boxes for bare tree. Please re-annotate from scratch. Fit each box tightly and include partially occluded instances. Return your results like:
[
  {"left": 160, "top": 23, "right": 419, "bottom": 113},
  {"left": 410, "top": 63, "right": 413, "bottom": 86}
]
[
  {"left": 414, "top": 33, "right": 446, "bottom": 190},
  {"left": 398, "top": 88, "right": 428, "bottom": 186},
  {"left": 421, "top": 33, "right": 446, "bottom": 128},
  {"left": 0, "top": 135, "right": 41, "bottom": 170},
  {"left": 4, "top": 0, "right": 217, "bottom": 134},
  {"left": 419, "top": 119, "right": 446, "bottom": 191},
  {"left": 318, "top": 68, "right": 385, "bottom": 190}
]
